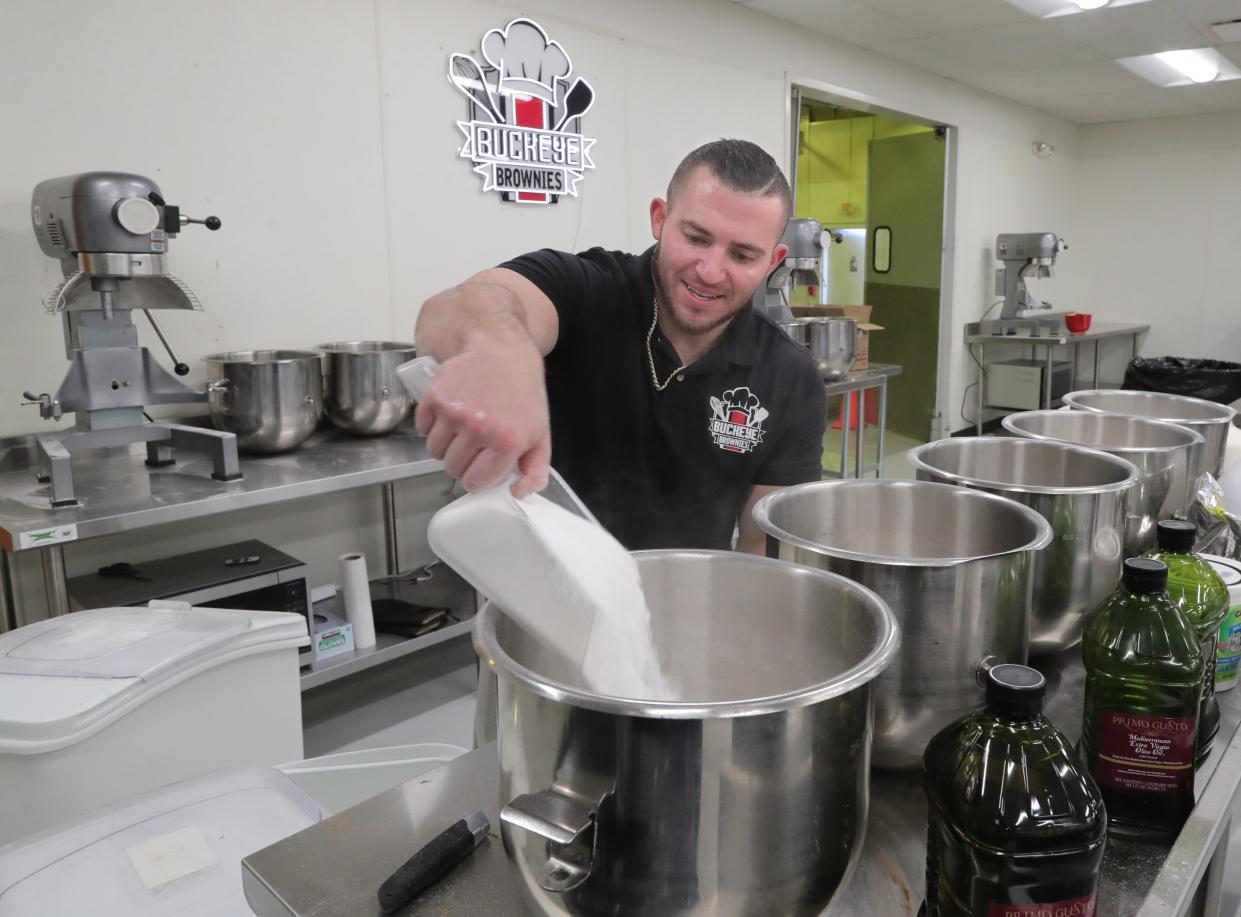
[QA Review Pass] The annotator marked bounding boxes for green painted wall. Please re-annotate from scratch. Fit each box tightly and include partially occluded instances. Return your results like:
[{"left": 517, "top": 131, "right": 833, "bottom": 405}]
[
  {"left": 865, "top": 132, "right": 946, "bottom": 441},
  {"left": 795, "top": 113, "right": 931, "bottom": 229}
]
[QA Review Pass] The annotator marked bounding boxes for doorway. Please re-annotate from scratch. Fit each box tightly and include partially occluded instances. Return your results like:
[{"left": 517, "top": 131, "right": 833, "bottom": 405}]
[{"left": 786, "top": 79, "right": 956, "bottom": 475}]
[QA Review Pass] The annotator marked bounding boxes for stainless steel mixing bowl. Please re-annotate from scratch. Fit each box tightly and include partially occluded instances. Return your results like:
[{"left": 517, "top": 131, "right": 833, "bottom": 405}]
[
  {"left": 780, "top": 317, "right": 859, "bottom": 379},
  {"left": 1064, "top": 389, "right": 1235, "bottom": 481},
  {"left": 204, "top": 350, "right": 323, "bottom": 453},
  {"left": 907, "top": 437, "right": 1136, "bottom": 655},
  {"left": 753, "top": 480, "right": 1051, "bottom": 769},
  {"left": 317, "top": 341, "right": 417, "bottom": 435},
  {"left": 478, "top": 550, "right": 899, "bottom": 917},
  {"left": 1002, "top": 409, "right": 1205, "bottom": 554}
]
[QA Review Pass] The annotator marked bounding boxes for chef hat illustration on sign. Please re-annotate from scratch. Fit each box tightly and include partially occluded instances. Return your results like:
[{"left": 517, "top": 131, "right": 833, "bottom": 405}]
[{"left": 449, "top": 17, "right": 597, "bottom": 205}]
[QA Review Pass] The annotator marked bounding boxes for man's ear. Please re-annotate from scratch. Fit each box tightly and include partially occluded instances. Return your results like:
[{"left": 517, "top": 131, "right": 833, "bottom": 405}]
[
  {"left": 650, "top": 197, "right": 668, "bottom": 242},
  {"left": 767, "top": 242, "right": 789, "bottom": 274}
]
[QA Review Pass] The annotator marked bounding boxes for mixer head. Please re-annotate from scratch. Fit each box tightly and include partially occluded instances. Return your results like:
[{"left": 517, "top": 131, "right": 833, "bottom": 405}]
[{"left": 31, "top": 172, "right": 220, "bottom": 315}]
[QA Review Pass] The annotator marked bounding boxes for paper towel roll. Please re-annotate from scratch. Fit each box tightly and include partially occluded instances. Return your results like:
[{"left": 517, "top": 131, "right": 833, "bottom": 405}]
[{"left": 339, "top": 552, "right": 376, "bottom": 649}]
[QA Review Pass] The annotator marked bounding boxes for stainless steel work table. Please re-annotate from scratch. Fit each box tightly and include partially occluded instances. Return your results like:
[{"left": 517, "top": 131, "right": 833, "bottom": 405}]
[
  {"left": 965, "top": 321, "right": 1150, "bottom": 434},
  {"left": 0, "top": 424, "right": 445, "bottom": 624},
  {"left": 241, "top": 648, "right": 1241, "bottom": 917},
  {"left": 822, "top": 362, "right": 903, "bottom": 479}
]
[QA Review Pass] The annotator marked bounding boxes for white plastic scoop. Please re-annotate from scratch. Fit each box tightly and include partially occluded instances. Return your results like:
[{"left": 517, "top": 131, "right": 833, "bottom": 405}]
[{"left": 397, "top": 357, "right": 673, "bottom": 698}]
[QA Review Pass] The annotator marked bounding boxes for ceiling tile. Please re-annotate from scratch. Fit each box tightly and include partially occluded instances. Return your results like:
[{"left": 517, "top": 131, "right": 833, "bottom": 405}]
[
  {"left": 982, "top": 58, "right": 1155, "bottom": 98},
  {"left": 864, "top": 33, "right": 1014, "bottom": 82},
  {"left": 1181, "top": 74, "right": 1241, "bottom": 109},
  {"left": 1160, "top": 0, "right": 1241, "bottom": 35},
  {"left": 942, "top": 20, "right": 1103, "bottom": 70},
  {"left": 856, "top": 0, "right": 1035, "bottom": 35},
  {"left": 1022, "top": 81, "right": 1204, "bottom": 122},
  {"left": 1049, "top": 2, "right": 1208, "bottom": 56},
  {"left": 742, "top": 0, "right": 927, "bottom": 46},
  {"left": 1218, "top": 39, "right": 1241, "bottom": 64}
]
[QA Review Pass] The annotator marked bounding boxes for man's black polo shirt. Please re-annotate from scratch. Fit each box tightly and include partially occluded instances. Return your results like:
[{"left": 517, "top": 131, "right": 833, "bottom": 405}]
[{"left": 501, "top": 246, "right": 826, "bottom": 550}]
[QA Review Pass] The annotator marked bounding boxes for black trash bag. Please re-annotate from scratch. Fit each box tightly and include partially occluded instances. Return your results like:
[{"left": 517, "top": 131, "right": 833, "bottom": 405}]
[{"left": 1124, "top": 356, "right": 1241, "bottom": 405}]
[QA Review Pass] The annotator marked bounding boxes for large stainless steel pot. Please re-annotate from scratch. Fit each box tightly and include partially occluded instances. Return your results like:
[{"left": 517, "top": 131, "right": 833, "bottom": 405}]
[
  {"left": 477, "top": 550, "right": 899, "bottom": 917},
  {"left": 1002, "top": 409, "right": 1205, "bottom": 554},
  {"left": 316, "top": 341, "right": 417, "bottom": 435},
  {"left": 204, "top": 350, "right": 322, "bottom": 453},
  {"left": 1064, "top": 389, "right": 1235, "bottom": 480},
  {"left": 753, "top": 480, "right": 1051, "bottom": 769},
  {"left": 907, "top": 437, "right": 1136, "bottom": 655},
  {"left": 780, "top": 317, "right": 859, "bottom": 379}
]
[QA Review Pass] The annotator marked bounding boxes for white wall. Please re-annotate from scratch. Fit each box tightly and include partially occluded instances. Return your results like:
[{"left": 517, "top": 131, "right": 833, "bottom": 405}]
[
  {"left": 1076, "top": 111, "right": 1241, "bottom": 370},
  {"left": 1, "top": 0, "right": 1091, "bottom": 614}
]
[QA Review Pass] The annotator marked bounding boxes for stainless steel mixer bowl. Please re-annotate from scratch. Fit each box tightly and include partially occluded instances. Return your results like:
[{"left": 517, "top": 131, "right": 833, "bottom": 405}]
[
  {"left": 1002, "top": 410, "right": 1205, "bottom": 554},
  {"left": 316, "top": 341, "right": 417, "bottom": 435},
  {"left": 1064, "top": 389, "right": 1235, "bottom": 481},
  {"left": 753, "top": 480, "right": 1051, "bottom": 769},
  {"left": 204, "top": 350, "right": 323, "bottom": 453},
  {"left": 780, "top": 317, "right": 859, "bottom": 379},
  {"left": 477, "top": 550, "right": 899, "bottom": 917},
  {"left": 907, "top": 437, "right": 1136, "bottom": 655}
]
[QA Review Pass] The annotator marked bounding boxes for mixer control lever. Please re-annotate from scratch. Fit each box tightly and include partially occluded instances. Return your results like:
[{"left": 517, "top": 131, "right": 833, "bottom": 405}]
[
  {"left": 179, "top": 214, "right": 222, "bottom": 231},
  {"left": 21, "top": 391, "right": 61, "bottom": 421},
  {"left": 142, "top": 310, "right": 191, "bottom": 376}
]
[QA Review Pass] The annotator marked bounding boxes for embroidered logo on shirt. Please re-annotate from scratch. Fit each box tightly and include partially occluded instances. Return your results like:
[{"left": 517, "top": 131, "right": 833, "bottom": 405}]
[{"left": 709, "top": 387, "right": 768, "bottom": 454}]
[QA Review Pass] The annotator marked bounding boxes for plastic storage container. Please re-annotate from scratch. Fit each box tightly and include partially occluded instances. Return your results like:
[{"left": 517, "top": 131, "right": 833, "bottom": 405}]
[
  {"left": 0, "top": 606, "right": 308, "bottom": 843},
  {"left": 277, "top": 742, "right": 467, "bottom": 814},
  {"left": 1206, "top": 555, "right": 1241, "bottom": 692},
  {"left": 0, "top": 766, "right": 321, "bottom": 916}
]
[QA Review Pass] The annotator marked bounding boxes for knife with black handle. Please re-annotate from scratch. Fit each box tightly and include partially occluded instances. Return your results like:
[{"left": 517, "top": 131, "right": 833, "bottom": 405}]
[{"left": 377, "top": 810, "right": 490, "bottom": 913}]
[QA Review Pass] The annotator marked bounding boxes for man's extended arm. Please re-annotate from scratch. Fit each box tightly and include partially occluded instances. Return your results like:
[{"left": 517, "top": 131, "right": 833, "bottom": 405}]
[{"left": 413, "top": 268, "right": 559, "bottom": 496}]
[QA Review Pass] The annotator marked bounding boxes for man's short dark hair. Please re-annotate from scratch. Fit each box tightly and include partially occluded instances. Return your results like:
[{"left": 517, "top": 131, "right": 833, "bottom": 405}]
[{"left": 667, "top": 139, "right": 792, "bottom": 228}]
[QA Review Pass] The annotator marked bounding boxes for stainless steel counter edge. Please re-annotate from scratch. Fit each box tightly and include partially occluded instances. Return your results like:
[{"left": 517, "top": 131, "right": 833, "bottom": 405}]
[
  {"left": 1139, "top": 717, "right": 1241, "bottom": 917},
  {"left": 964, "top": 320, "right": 1151, "bottom": 346},
  {"left": 0, "top": 426, "right": 444, "bottom": 550}
]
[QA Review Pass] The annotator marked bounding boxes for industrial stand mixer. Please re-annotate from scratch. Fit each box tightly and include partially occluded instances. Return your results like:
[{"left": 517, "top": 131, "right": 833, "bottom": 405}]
[{"left": 23, "top": 172, "right": 242, "bottom": 507}]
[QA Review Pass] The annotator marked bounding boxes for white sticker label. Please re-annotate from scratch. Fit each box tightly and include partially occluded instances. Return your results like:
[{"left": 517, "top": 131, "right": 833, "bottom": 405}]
[
  {"left": 126, "top": 826, "right": 219, "bottom": 890},
  {"left": 18, "top": 524, "right": 77, "bottom": 550}
]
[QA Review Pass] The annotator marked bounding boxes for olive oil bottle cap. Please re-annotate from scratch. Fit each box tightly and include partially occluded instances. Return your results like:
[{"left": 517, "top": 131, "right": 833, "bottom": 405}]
[
  {"left": 985, "top": 663, "right": 1046, "bottom": 718},
  {"left": 1155, "top": 520, "right": 1196, "bottom": 554},
  {"left": 1123, "top": 557, "right": 1168, "bottom": 594}
]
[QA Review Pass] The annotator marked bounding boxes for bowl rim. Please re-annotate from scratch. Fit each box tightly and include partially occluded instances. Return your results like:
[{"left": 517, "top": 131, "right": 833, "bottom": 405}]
[
  {"left": 752, "top": 479, "right": 1053, "bottom": 567},
  {"left": 473, "top": 549, "right": 901, "bottom": 719},
  {"left": 1001, "top": 410, "right": 1205, "bottom": 454},
  {"left": 1064, "top": 389, "right": 1237, "bottom": 424},
  {"left": 905, "top": 437, "right": 1139, "bottom": 496}
]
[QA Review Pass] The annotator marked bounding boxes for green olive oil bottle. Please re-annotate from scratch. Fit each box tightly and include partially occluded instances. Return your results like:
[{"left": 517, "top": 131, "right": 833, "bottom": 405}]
[
  {"left": 923, "top": 664, "right": 1106, "bottom": 916},
  {"left": 1080, "top": 558, "right": 1203, "bottom": 841},
  {"left": 1144, "top": 520, "right": 1230, "bottom": 765}
]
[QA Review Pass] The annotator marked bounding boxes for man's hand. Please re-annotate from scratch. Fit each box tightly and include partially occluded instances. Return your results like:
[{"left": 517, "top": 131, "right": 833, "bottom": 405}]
[
  {"left": 415, "top": 338, "right": 550, "bottom": 496},
  {"left": 413, "top": 270, "right": 559, "bottom": 497}
]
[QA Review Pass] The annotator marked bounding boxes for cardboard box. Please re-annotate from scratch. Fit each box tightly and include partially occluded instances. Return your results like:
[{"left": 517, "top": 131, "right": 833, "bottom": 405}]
[{"left": 790, "top": 305, "right": 883, "bottom": 369}]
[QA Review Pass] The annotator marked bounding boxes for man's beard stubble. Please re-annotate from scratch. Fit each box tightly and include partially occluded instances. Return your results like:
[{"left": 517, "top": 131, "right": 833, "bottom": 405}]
[{"left": 651, "top": 243, "right": 757, "bottom": 340}]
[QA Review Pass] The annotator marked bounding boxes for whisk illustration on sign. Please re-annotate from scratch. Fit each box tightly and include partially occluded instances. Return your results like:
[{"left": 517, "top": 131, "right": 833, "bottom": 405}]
[{"left": 448, "top": 17, "right": 597, "bottom": 204}]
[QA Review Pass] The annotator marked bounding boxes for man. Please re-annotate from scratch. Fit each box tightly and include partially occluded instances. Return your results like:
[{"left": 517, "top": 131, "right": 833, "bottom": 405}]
[{"left": 414, "top": 139, "right": 825, "bottom": 554}]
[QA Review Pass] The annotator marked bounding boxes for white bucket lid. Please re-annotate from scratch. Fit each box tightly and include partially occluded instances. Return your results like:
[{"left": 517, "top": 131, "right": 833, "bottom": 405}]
[
  {"left": 0, "top": 766, "right": 321, "bottom": 915},
  {"left": 1203, "top": 554, "right": 1241, "bottom": 595},
  {"left": 0, "top": 607, "right": 308, "bottom": 753}
]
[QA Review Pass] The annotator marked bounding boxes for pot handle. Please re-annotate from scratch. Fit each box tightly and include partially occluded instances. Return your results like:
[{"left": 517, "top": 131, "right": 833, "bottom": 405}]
[
  {"left": 205, "top": 378, "right": 230, "bottom": 409},
  {"left": 501, "top": 789, "right": 598, "bottom": 893},
  {"left": 975, "top": 655, "right": 1002, "bottom": 687}
]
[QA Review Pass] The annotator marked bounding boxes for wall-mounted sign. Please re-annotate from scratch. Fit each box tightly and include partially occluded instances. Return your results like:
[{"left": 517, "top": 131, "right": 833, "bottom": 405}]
[{"left": 449, "top": 18, "right": 596, "bottom": 205}]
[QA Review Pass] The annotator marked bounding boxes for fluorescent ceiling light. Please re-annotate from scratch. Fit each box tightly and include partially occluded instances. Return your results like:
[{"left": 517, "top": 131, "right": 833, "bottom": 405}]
[
  {"left": 1157, "top": 49, "right": 1219, "bottom": 83},
  {"left": 1005, "top": 0, "right": 1152, "bottom": 17},
  {"left": 1118, "top": 47, "right": 1239, "bottom": 87}
]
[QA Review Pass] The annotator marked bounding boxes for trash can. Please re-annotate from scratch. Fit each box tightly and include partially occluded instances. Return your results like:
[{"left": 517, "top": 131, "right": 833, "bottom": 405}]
[{"left": 1124, "top": 357, "right": 1241, "bottom": 406}]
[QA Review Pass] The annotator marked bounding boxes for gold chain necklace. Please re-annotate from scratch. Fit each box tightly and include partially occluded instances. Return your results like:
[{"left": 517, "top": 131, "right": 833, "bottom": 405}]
[{"left": 645, "top": 294, "right": 686, "bottom": 391}]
